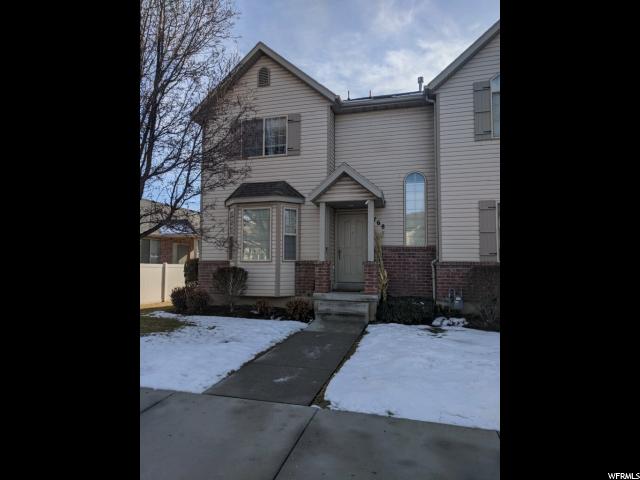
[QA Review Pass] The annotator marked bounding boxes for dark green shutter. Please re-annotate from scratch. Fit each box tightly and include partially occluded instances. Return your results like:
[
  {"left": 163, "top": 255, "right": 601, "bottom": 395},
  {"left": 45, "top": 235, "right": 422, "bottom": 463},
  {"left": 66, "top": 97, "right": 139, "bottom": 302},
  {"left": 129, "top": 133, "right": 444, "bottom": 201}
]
[
  {"left": 473, "top": 81, "right": 492, "bottom": 140},
  {"left": 287, "top": 114, "right": 301, "bottom": 156},
  {"left": 479, "top": 200, "right": 497, "bottom": 262}
]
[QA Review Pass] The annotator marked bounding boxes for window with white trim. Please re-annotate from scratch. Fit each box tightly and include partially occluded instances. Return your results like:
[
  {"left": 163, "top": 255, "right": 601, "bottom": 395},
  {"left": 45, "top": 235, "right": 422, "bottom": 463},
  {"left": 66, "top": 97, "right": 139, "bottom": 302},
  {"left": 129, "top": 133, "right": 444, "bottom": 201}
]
[
  {"left": 242, "top": 208, "right": 271, "bottom": 261},
  {"left": 140, "top": 238, "right": 161, "bottom": 263},
  {"left": 242, "top": 116, "right": 287, "bottom": 157},
  {"left": 404, "top": 172, "right": 426, "bottom": 246},
  {"left": 491, "top": 73, "right": 500, "bottom": 138},
  {"left": 283, "top": 208, "right": 297, "bottom": 261}
]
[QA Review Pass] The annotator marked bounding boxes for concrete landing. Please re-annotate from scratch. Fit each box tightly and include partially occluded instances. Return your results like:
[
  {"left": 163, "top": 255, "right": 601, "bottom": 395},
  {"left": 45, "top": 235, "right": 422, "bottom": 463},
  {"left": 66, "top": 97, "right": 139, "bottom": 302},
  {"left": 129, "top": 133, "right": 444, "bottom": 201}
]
[{"left": 205, "top": 330, "right": 361, "bottom": 405}]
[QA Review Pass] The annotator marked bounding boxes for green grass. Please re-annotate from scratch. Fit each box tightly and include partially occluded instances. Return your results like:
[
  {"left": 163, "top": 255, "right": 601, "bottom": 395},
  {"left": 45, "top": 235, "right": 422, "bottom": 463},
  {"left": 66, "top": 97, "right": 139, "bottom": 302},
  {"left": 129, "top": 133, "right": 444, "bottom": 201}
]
[{"left": 140, "top": 308, "right": 195, "bottom": 336}]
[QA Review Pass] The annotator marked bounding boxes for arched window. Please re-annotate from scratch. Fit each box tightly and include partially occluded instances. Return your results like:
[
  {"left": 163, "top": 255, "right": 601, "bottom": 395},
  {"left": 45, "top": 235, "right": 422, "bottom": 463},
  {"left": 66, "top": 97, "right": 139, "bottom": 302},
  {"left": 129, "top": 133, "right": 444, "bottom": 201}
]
[
  {"left": 404, "top": 172, "right": 426, "bottom": 246},
  {"left": 258, "top": 67, "right": 270, "bottom": 87}
]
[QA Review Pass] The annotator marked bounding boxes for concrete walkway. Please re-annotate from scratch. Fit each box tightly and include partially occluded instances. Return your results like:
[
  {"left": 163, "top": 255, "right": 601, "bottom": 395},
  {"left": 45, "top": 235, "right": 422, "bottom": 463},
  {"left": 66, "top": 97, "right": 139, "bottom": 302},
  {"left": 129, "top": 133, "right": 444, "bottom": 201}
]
[
  {"left": 140, "top": 390, "right": 500, "bottom": 480},
  {"left": 204, "top": 329, "right": 362, "bottom": 405},
  {"left": 140, "top": 320, "right": 499, "bottom": 478}
]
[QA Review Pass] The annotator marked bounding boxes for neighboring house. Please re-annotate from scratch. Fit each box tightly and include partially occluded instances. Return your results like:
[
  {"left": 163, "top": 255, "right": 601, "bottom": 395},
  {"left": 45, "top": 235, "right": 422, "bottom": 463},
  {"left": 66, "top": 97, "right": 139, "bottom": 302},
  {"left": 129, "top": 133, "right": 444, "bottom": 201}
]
[
  {"left": 140, "top": 199, "right": 200, "bottom": 265},
  {"left": 193, "top": 20, "right": 499, "bottom": 306}
]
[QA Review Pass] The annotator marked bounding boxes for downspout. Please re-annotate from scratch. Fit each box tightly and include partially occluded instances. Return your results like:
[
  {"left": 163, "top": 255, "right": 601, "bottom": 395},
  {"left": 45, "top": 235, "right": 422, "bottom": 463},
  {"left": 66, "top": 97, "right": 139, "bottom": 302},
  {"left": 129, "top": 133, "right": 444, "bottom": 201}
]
[{"left": 425, "top": 89, "right": 440, "bottom": 301}]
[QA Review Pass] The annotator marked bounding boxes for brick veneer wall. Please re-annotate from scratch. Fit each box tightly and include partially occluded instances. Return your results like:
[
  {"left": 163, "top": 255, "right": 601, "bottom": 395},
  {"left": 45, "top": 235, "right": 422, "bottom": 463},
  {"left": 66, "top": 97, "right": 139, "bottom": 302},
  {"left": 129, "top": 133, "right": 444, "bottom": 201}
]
[
  {"left": 295, "top": 261, "right": 316, "bottom": 296},
  {"left": 314, "top": 261, "right": 332, "bottom": 293},
  {"left": 363, "top": 261, "right": 379, "bottom": 295},
  {"left": 157, "top": 237, "right": 194, "bottom": 264},
  {"left": 435, "top": 261, "right": 500, "bottom": 303},
  {"left": 198, "top": 260, "right": 230, "bottom": 298},
  {"left": 382, "top": 246, "right": 436, "bottom": 297}
]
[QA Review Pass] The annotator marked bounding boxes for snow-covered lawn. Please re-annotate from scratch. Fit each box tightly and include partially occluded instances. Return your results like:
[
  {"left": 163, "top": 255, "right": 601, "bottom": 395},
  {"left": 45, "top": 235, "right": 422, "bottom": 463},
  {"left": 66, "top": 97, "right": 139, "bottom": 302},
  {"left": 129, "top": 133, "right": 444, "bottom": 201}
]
[
  {"left": 324, "top": 323, "right": 499, "bottom": 430},
  {"left": 140, "top": 312, "right": 306, "bottom": 393}
]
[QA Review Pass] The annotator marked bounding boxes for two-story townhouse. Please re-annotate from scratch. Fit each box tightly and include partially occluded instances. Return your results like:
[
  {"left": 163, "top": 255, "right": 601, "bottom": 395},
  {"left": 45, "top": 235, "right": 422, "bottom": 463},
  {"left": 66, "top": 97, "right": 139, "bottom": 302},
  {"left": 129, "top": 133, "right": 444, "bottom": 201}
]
[
  {"left": 193, "top": 20, "right": 499, "bottom": 313},
  {"left": 428, "top": 20, "right": 500, "bottom": 303}
]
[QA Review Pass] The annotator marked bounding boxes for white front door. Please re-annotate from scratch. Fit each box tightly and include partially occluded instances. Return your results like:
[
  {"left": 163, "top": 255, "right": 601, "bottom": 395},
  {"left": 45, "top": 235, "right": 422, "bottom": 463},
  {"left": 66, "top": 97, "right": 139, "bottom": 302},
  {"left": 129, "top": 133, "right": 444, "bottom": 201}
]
[{"left": 336, "top": 212, "right": 367, "bottom": 285}]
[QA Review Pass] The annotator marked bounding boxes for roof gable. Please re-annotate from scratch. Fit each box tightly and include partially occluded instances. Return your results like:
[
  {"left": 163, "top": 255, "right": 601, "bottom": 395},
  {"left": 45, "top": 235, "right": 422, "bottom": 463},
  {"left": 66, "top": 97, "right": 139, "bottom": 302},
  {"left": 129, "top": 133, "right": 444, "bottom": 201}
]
[
  {"left": 194, "top": 42, "right": 339, "bottom": 122},
  {"left": 309, "top": 163, "right": 385, "bottom": 207},
  {"left": 427, "top": 19, "right": 500, "bottom": 92}
]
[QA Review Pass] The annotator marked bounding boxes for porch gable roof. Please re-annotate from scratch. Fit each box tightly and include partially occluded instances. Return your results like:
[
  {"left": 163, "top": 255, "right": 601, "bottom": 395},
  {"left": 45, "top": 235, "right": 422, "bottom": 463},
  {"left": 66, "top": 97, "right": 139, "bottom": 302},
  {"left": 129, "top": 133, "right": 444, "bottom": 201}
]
[{"left": 309, "top": 163, "right": 385, "bottom": 207}]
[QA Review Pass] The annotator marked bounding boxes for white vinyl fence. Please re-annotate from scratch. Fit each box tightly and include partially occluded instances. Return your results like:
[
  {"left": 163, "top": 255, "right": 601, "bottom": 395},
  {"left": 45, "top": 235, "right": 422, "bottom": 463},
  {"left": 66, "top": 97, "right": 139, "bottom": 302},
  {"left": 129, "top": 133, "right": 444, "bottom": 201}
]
[{"left": 140, "top": 263, "right": 185, "bottom": 305}]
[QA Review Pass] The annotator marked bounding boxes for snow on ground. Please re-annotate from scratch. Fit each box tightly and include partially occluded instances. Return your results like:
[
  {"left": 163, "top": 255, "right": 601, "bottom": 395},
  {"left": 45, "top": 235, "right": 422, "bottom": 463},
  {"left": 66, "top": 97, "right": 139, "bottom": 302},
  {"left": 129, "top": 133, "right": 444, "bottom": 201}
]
[
  {"left": 324, "top": 323, "right": 499, "bottom": 430},
  {"left": 140, "top": 313, "right": 306, "bottom": 393}
]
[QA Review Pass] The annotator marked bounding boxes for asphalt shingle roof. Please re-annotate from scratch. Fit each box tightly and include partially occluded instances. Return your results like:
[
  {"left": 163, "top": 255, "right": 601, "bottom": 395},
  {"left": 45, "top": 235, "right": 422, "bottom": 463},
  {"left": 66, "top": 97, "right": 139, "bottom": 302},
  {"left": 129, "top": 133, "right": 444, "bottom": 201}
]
[{"left": 226, "top": 181, "right": 305, "bottom": 201}]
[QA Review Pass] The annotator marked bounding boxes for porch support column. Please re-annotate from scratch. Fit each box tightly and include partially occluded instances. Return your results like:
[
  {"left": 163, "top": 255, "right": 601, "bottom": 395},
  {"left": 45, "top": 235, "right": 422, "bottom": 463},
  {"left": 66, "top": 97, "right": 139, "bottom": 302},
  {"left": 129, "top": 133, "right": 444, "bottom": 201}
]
[
  {"left": 319, "top": 202, "right": 326, "bottom": 261},
  {"left": 367, "top": 200, "right": 374, "bottom": 262}
]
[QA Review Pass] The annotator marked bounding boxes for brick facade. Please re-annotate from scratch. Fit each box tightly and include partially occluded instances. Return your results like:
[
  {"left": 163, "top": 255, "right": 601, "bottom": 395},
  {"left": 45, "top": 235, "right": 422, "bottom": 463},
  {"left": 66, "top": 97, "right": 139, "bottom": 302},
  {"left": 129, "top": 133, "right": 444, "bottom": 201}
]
[
  {"left": 295, "top": 261, "right": 316, "bottom": 296},
  {"left": 156, "top": 237, "right": 195, "bottom": 264},
  {"left": 314, "top": 261, "right": 332, "bottom": 293},
  {"left": 198, "top": 260, "right": 230, "bottom": 298},
  {"left": 382, "top": 246, "right": 436, "bottom": 297},
  {"left": 363, "top": 261, "right": 379, "bottom": 295},
  {"left": 435, "top": 261, "right": 500, "bottom": 303}
]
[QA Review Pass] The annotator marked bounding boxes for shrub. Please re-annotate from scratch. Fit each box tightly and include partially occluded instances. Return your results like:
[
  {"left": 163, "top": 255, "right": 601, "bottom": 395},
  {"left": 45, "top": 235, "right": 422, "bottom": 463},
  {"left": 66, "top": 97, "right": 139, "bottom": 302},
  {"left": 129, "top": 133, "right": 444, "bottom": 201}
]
[
  {"left": 186, "top": 287, "right": 209, "bottom": 314},
  {"left": 170, "top": 286, "right": 189, "bottom": 313},
  {"left": 468, "top": 265, "right": 500, "bottom": 329},
  {"left": 211, "top": 266, "right": 248, "bottom": 313},
  {"left": 255, "top": 298, "right": 273, "bottom": 317},
  {"left": 184, "top": 258, "right": 199, "bottom": 287},
  {"left": 170, "top": 285, "right": 209, "bottom": 314},
  {"left": 375, "top": 296, "right": 434, "bottom": 325},
  {"left": 285, "top": 297, "right": 313, "bottom": 322}
]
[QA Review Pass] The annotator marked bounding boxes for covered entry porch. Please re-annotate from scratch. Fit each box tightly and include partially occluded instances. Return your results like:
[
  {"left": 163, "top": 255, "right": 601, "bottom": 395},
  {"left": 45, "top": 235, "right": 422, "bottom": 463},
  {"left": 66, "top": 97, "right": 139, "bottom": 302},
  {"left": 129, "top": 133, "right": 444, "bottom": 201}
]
[{"left": 309, "top": 163, "right": 385, "bottom": 294}]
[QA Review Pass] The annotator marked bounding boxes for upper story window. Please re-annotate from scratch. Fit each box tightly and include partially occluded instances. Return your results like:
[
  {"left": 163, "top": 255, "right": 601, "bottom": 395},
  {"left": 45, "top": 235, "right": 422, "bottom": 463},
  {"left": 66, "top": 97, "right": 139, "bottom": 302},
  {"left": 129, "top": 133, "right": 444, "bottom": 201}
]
[
  {"left": 491, "top": 73, "right": 500, "bottom": 138},
  {"left": 242, "top": 116, "right": 287, "bottom": 157},
  {"left": 258, "top": 67, "right": 270, "bottom": 87},
  {"left": 404, "top": 172, "right": 426, "bottom": 246}
]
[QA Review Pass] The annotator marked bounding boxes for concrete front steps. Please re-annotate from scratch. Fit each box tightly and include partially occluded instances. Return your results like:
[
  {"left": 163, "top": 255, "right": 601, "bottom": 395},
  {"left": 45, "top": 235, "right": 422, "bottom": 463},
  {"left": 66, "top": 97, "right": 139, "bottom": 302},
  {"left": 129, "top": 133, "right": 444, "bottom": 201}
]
[{"left": 309, "top": 292, "right": 379, "bottom": 333}]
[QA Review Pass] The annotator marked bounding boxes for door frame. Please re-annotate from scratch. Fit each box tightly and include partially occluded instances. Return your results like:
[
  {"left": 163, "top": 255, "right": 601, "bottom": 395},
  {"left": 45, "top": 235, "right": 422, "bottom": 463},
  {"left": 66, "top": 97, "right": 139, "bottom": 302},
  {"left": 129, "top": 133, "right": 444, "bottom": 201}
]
[{"left": 334, "top": 210, "right": 367, "bottom": 291}]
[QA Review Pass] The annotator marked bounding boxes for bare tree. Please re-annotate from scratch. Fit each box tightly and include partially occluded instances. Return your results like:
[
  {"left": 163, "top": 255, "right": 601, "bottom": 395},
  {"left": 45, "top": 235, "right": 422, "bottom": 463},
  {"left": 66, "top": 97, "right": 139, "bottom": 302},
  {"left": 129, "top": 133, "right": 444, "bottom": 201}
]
[{"left": 140, "top": 0, "right": 252, "bottom": 240}]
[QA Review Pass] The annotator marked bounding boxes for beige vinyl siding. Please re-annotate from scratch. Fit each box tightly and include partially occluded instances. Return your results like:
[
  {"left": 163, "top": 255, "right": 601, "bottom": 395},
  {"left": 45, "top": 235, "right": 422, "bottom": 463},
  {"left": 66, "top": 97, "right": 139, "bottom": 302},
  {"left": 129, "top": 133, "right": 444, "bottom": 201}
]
[
  {"left": 327, "top": 107, "right": 335, "bottom": 173},
  {"left": 316, "top": 175, "right": 376, "bottom": 203},
  {"left": 201, "top": 55, "right": 332, "bottom": 280},
  {"left": 334, "top": 106, "right": 436, "bottom": 246},
  {"left": 435, "top": 33, "right": 500, "bottom": 262}
]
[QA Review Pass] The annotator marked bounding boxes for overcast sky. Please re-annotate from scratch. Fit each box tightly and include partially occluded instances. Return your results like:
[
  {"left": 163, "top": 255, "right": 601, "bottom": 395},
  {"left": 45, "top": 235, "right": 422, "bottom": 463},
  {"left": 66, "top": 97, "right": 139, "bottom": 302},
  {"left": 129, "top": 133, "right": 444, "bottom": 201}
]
[{"left": 229, "top": 0, "right": 500, "bottom": 99}]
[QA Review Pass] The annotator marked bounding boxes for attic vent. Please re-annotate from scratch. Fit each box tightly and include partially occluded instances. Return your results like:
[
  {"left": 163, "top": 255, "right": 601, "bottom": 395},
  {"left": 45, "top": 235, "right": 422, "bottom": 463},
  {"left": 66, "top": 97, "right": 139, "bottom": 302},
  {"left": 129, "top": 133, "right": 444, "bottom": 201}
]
[{"left": 258, "top": 67, "right": 270, "bottom": 87}]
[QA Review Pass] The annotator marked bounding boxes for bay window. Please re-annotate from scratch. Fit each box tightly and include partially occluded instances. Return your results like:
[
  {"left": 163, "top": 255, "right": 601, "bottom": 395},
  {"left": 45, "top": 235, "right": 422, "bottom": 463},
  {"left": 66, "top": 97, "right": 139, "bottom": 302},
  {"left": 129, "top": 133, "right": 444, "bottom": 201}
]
[
  {"left": 283, "top": 207, "right": 297, "bottom": 260},
  {"left": 242, "top": 208, "right": 271, "bottom": 261}
]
